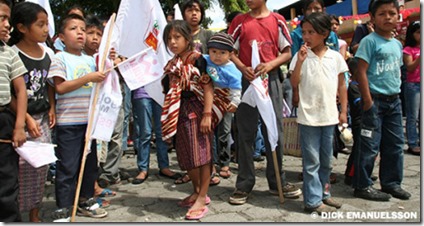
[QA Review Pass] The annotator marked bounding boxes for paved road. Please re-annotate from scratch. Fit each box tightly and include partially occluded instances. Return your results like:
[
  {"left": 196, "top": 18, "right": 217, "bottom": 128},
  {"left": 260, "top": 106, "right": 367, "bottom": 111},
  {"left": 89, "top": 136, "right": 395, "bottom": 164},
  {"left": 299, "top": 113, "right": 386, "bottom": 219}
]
[{"left": 28, "top": 142, "right": 421, "bottom": 223}]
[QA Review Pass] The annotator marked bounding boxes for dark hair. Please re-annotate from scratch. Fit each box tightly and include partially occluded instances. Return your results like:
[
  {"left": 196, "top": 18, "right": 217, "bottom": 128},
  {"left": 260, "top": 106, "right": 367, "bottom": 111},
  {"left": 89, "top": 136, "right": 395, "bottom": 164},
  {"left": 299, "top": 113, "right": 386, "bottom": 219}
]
[
  {"left": 302, "top": 0, "right": 325, "bottom": 12},
  {"left": 163, "top": 20, "right": 193, "bottom": 54},
  {"left": 226, "top": 11, "right": 242, "bottom": 24},
  {"left": 0, "top": 0, "right": 11, "bottom": 8},
  {"left": 85, "top": 14, "right": 104, "bottom": 32},
  {"left": 330, "top": 14, "right": 339, "bottom": 24},
  {"left": 9, "top": 2, "right": 47, "bottom": 46},
  {"left": 181, "top": 0, "right": 205, "bottom": 25},
  {"left": 66, "top": 5, "right": 84, "bottom": 17},
  {"left": 404, "top": 21, "right": 420, "bottom": 47},
  {"left": 368, "top": 0, "right": 399, "bottom": 16},
  {"left": 167, "top": 10, "right": 175, "bottom": 17},
  {"left": 59, "top": 14, "right": 85, "bottom": 34},
  {"left": 301, "top": 12, "right": 332, "bottom": 44},
  {"left": 346, "top": 57, "right": 358, "bottom": 78}
]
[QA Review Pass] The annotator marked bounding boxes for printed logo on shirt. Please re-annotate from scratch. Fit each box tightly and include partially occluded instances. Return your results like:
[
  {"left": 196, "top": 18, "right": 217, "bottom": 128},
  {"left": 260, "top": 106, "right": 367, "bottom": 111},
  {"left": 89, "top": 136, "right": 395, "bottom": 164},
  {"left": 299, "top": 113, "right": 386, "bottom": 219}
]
[{"left": 74, "top": 64, "right": 93, "bottom": 89}]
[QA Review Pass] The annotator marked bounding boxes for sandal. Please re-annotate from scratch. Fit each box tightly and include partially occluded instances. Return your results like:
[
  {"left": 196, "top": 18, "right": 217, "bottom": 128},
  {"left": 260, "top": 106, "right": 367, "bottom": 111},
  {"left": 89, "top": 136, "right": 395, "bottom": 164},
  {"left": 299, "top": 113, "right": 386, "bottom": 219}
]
[
  {"left": 96, "top": 197, "right": 111, "bottom": 208},
  {"left": 174, "top": 173, "right": 191, "bottom": 184},
  {"left": 209, "top": 173, "right": 221, "bottom": 186},
  {"left": 96, "top": 188, "right": 116, "bottom": 197},
  {"left": 185, "top": 206, "right": 209, "bottom": 220},
  {"left": 219, "top": 167, "right": 231, "bottom": 179}
]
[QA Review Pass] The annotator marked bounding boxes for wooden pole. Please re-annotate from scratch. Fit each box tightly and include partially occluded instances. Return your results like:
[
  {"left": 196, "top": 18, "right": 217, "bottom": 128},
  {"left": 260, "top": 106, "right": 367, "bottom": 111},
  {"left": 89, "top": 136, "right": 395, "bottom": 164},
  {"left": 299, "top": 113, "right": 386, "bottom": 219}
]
[
  {"left": 272, "top": 150, "right": 284, "bottom": 204},
  {"left": 70, "top": 13, "right": 116, "bottom": 222}
]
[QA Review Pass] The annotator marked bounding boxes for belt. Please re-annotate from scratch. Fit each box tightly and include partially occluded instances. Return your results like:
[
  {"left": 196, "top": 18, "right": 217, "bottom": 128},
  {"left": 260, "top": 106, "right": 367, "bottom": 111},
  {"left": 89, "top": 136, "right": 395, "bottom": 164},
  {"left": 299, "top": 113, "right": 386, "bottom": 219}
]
[{"left": 371, "top": 93, "right": 399, "bottom": 102}]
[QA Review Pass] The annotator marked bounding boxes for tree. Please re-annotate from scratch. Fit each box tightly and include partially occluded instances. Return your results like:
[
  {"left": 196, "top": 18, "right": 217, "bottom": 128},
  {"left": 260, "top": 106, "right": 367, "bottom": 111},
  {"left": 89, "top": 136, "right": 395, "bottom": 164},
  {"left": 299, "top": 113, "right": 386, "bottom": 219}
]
[{"left": 217, "top": 0, "right": 249, "bottom": 15}]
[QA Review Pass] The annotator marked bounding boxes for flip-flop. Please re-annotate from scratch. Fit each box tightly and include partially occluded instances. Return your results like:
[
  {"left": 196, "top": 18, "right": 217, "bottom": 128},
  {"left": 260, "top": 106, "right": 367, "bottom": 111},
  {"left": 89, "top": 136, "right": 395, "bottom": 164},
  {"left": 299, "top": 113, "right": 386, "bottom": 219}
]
[
  {"left": 174, "top": 173, "right": 191, "bottom": 184},
  {"left": 177, "top": 195, "right": 211, "bottom": 208},
  {"left": 219, "top": 168, "right": 231, "bottom": 179},
  {"left": 185, "top": 206, "right": 209, "bottom": 220},
  {"left": 96, "top": 197, "right": 111, "bottom": 208},
  {"left": 159, "top": 171, "right": 183, "bottom": 180},
  {"left": 209, "top": 173, "right": 220, "bottom": 186},
  {"left": 97, "top": 188, "right": 116, "bottom": 197}
]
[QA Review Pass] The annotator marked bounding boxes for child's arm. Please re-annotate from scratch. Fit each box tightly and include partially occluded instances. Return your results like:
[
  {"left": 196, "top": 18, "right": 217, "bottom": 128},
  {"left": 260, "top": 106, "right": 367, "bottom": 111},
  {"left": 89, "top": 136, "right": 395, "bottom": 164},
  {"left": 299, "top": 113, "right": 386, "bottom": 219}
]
[
  {"left": 11, "top": 76, "right": 27, "bottom": 147},
  {"left": 200, "top": 77, "right": 213, "bottom": 134},
  {"left": 290, "top": 44, "right": 308, "bottom": 88},
  {"left": 53, "top": 71, "right": 105, "bottom": 95},
  {"left": 254, "top": 46, "right": 291, "bottom": 77},
  {"left": 403, "top": 52, "right": 420, "bottom": 72},
  {"left": 356, "top": 59, "right": 372, "bottom": 111},
  {"left": 338, "top": 72, "right": 348, "bottom": 125},
  {"left": 47, "top": 84, "right": 56, "bottom": 128},
  {"left": 227, "top": 89, "right": 241, "bottom": 113},
  {"left": 230, "top": 52, "right": 255, "bottom": 81}
]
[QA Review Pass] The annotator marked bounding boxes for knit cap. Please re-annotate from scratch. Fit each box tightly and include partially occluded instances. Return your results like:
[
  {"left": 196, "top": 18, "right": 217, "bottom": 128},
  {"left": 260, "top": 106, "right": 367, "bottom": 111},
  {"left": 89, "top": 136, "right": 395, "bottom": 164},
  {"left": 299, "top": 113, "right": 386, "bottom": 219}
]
[{"left": 207, "top": 32, "right": 234, "bottom": 52}]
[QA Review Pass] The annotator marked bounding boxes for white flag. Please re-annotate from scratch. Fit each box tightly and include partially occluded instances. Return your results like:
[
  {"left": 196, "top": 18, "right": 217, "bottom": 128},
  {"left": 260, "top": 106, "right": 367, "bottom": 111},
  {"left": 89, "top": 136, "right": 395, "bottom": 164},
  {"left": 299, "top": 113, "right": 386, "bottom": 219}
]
[
  {"left": 174, "top": 3, "right": 183, "bottom": 20},
  {"left": 26, "top": 0, "right": 55, "bottom": 38},
  {"left": 15, "top": 141, "right": 57, "bottom": 168},
  {"left": 88, "top": 14, "right": 122, "bottom": 143},
  {"left": 241, "top": 40, "right": 279, "bottom": 151},
  {"left": 114, "top": 0, "right": 172, "bottom": 106}
]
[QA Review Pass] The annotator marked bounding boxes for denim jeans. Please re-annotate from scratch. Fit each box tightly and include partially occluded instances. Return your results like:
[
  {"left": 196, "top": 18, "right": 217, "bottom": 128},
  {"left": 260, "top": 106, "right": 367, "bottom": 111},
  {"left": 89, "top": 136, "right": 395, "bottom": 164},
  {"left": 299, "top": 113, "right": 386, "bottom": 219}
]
[
  {"left": 405, "top": 82, "right": 420, "bottom": 148},
  {"left": 253, "top": 119, "right": 265, "bottom": 157},
  {"left": 353, "top": 97, "right": 404, "bottom": 190},
  {"left": 132, "top": 98, "right": 169, "bottom": 172},
  {"left": 121, "top": 84, "right": 132, "bottom": 150},
  {"left": 300, "top": 124, "right": 334, "bottom": 208}
]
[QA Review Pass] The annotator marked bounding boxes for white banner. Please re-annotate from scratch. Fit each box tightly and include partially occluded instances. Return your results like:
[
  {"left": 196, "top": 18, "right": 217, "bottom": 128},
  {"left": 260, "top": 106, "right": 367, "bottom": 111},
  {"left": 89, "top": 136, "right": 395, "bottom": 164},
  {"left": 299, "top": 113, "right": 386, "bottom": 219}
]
[
  {"left": 241, "top": 40, "right": 278, "bottom": 151},
  {"left": 114, "top": 0, "right": 172, "bottom": 106}
]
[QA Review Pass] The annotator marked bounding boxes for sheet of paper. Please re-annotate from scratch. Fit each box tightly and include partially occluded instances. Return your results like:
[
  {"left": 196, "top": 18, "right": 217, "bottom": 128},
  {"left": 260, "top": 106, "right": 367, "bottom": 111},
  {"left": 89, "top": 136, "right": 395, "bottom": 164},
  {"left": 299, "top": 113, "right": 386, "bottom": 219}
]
[{"left": 15, "top": 141, "right": 57, "bottom": 168}]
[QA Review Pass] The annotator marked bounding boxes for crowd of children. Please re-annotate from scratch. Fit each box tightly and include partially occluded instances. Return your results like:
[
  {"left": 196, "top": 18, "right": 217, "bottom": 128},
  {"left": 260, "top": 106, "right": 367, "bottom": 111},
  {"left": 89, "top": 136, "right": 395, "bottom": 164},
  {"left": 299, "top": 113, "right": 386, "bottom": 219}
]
[{"left": 0, "top": 0, "right": 419, "bottom": 222}]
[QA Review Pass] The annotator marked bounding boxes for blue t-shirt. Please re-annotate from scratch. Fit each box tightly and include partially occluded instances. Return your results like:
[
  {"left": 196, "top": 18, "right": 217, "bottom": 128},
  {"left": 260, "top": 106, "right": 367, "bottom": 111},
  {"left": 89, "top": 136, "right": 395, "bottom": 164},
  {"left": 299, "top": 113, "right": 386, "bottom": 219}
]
[
  {"left": 203, "top": 55, "right": 242, "bottom": 90},
  {"left": 355, "top": 32, "right": 403, "bottom": 95},
  {"left": 290, "top": 26, "right": 340, "bottom": 57}
]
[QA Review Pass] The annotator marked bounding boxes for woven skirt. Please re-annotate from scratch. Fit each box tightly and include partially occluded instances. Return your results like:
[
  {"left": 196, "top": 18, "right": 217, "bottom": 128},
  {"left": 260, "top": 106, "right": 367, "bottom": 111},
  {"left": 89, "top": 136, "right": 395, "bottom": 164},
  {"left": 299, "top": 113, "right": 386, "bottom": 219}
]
[{"left": 175, "top": 96, "right": 212, "bottom": 171}]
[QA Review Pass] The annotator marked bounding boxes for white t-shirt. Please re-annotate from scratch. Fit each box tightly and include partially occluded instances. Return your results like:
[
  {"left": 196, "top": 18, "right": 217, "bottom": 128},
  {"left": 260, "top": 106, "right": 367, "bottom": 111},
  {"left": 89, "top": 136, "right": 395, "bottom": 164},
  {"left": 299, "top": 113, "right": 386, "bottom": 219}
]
[{"left": 289, "top": 47, "right": 348, "bottom": 126}]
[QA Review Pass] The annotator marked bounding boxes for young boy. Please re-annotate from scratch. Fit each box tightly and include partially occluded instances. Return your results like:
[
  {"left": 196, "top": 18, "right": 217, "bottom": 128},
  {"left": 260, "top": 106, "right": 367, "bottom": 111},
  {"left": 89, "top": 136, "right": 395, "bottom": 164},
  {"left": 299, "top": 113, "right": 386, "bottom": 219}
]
[
  {"left": 204, "top": 32, "right": 242, "bottom": 178},
  {"left": 0, "top": 0, "right": 28, "bottom": 222},
  {"left": 48, "top": 14, "right": 108, "bottom": 221},
  {"left": 227, "top": 0, "right": 302, "bottom": 205},
  {"left": 353, "top": 0, "right": 411, "bottom": 201}
]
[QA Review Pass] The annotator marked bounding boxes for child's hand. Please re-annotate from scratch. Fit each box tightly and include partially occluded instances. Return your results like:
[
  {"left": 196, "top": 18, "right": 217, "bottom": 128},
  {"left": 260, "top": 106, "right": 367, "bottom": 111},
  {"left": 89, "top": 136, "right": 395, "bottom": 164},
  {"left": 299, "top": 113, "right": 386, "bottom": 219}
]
[
  {"left": 89, "top": 71, "right": 106, "bottom": 83},
  {"left": 26, "top": 116, "right": 41, "bottom": 138},
  {"left": 48, "top": 107, "right": 56, "bottom": 129},
  {"left": 254, "top": 62, "right": 273, "bottom": 77},
  {"left": 240, "top": 66, "right": 256, "bottom": 81},
  {"left": 226, "top": 103, "right": 237, "bottom": 113},
  {"left": 12, "top": 127, "right": 26, "bottom": 148},
  {"left": 298, "top": 44, "right": 308, "bottom": 62},
  {"left": 200, "top": 113, "right": 212, "bottom": 134},
  {"left": 339, "top": 112, "right": 347, "bottom": 127},
  {"left": 108, "top": 48, "right": 117, "bottom": 60}
]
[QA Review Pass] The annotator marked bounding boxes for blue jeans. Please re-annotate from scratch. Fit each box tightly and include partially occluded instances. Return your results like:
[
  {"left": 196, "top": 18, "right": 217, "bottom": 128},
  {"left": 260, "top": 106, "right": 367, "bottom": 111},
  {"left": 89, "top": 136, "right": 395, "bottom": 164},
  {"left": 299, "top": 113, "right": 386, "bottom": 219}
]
[
  {"left": 353, "top": 97, "right": 404, "bottom": 190},
  {"left": 405, "top": 82, "right": 420, "bottom": 148},
  {"left": 121, "top": 84, "right": 132, "bottom": 150},
  {"left": 300, "top": 124, "right": 334, "bottom": 208},
  {"left": 132, "top": 98, "right": 169, "bottom": 172},
  {"left": 253, "top": 119, "right": 265, "bottom": 157}
]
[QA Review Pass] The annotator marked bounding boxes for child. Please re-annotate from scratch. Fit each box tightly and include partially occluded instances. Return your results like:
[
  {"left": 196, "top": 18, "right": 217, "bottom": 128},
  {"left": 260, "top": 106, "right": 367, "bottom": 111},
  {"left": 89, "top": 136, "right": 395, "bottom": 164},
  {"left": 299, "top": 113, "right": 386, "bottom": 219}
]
[
  {"left": 161, "top": 20, "right": 224, "bottom": 220},
  {"left": 204, "top": 32, "right": 242, "bottom": 178},
  {"left": 9, "top": 2, "right": 55, "bottom": 222},
  {"left": 53, "top": 5, "right": 85, "bottom": 53},
  {"left": 47, "top": 14, "right": 108, "bottom": 222},
  {"left": 403, "top": 21, "right": 420, "bottom": 156},
  {"left": 227, "top": 0, "right": 301, "bottom": 205},
  {"left": 0, "top": 0, "right": 28, "bottom": 222},
  {"left": 290, "top": 12, "right": 348, "bottom": 214},
  {"left": 352, "top": 0, "right": 411, "bottom": 201}
]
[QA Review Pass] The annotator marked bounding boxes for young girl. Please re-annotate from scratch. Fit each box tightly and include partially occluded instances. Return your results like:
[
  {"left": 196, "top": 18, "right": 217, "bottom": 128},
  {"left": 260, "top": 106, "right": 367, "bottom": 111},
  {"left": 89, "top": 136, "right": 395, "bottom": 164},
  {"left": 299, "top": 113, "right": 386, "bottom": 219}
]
[
  {"left": 161, "top": 20, "right": 220, "bottom": 220},
  {"left": 9, "top": 2, "right": 55, "bottom": 222},
  {"left": 403, "top": 21, "right": 420, "bottom": 156},
  {"left": 289, "top": 12, "right": 348, "bottom": 214}
]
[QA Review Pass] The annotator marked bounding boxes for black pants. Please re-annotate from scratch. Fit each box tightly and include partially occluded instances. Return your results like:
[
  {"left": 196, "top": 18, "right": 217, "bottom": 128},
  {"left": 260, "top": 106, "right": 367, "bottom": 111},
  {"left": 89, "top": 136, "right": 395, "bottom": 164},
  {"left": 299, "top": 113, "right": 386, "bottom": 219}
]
[
  {"left": 0, "top": 110, "right": 21, "bottom": 222},
  {"left": 55, "top": 125, "right": 98, "bottom": 208}
]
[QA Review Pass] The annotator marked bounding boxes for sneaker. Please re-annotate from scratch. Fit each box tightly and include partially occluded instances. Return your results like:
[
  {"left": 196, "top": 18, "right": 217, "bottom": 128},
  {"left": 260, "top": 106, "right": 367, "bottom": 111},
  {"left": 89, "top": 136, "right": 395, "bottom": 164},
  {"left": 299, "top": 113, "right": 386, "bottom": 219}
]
[
  {"left": 354, "top": 186, "right": 391, "bottom": 201},
  {"left": 304, "top": 204, "right": 336, "bottom": 215},
  {"left": 282, "top": 183, "right": 302, "bottom": 198},
  {"left": 323, "top": 198, "right": 342, "bottom": 209},
  {"left": 52, "top": 208, "right": 70, "bottom": 222},
  {"left": 229, "top": 190, "right": 249, "bottom": 205},
  {"left": 77, "top": 198, "right": 108, "bottom": 218},
  {"left": 381, "top": 187, "right": 411, "bottom": 200}
]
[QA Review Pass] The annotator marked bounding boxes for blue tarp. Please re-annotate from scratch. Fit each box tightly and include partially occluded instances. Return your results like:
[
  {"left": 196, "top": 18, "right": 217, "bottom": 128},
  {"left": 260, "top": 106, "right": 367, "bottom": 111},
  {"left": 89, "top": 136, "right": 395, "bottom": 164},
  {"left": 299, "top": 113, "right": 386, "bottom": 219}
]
[{"left": 326, "top": 0, "right": 371, "bottom": 16}]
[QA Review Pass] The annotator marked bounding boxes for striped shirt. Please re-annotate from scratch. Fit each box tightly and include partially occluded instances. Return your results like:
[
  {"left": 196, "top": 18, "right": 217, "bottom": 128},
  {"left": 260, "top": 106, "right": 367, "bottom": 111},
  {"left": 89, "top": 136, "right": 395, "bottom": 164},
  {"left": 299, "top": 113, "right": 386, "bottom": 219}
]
[
  {"left": 48, "top": 51, "right": 96, "bottom": 125},
  {"left": 0, "top": 42, "right": 27, "bottom": 106}
]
